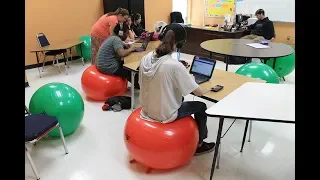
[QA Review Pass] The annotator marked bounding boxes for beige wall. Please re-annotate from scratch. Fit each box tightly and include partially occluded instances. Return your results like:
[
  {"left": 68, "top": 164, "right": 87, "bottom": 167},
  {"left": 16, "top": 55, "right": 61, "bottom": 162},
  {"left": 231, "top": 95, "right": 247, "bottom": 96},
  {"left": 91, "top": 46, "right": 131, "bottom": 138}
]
[
  {"left": 25, "top": 0, "right": 104, "bottom": 65},
  {"left": 144, "top": 0, "right": 172, "bottom": 32},
  {"left": 189, "top": 0, "right": 295, "bottom": 48},
  {"left": 25, "top": 0, "right": 173, "bottom": 66}
]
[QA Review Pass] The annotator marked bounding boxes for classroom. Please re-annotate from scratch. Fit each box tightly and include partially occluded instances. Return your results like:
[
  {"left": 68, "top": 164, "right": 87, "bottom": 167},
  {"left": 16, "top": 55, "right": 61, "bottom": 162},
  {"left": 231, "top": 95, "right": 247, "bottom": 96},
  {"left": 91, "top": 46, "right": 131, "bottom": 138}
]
[{"left": 25, "top": 0, "right": 295, "bottom": 179}]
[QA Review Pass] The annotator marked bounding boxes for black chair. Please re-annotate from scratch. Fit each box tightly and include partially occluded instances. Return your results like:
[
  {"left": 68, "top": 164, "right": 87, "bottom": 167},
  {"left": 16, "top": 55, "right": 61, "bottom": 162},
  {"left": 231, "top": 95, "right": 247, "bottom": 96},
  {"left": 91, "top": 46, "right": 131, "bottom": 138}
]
[
  {"left": 25, "top": 105, "right": 69, "bottom": 180},
  {"left": 170, "top": 12, "right": 184, "bottom": 24},
  {"left": 36, "top": 33, "right": 69, "bottom": 75}
]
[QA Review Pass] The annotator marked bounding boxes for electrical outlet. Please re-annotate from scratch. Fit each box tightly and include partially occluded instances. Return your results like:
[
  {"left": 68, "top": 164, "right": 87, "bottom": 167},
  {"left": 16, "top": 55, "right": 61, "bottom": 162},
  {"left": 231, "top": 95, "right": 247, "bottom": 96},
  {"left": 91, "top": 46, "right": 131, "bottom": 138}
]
[{"left": 287, "top": 36, "right": 290, "bottom": 40}]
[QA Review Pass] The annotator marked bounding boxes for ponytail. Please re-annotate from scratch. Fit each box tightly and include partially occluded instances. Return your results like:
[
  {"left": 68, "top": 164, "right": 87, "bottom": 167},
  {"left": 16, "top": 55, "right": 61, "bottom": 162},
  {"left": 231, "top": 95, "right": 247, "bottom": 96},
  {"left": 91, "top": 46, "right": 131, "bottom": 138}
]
[
  {"left": 106, "top": 7, "right": 129, "bottom": 17},
  {"left": 155, "top": 30, "right": 176, "bottom": 58}
]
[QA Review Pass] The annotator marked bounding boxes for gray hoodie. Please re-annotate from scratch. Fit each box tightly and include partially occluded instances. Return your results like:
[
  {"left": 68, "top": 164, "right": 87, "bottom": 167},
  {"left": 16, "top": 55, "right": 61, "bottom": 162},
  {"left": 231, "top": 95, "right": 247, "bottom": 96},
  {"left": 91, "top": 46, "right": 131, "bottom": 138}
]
[{"left": 139, "top": 52, "right": 198, "bottom": 123}]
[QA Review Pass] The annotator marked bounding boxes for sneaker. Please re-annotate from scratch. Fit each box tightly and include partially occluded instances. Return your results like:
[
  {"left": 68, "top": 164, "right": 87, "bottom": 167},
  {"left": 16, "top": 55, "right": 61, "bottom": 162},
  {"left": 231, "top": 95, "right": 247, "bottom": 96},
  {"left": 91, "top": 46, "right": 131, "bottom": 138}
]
[{"left": 194, "top": 142, "right": 215, "bottom": 156}]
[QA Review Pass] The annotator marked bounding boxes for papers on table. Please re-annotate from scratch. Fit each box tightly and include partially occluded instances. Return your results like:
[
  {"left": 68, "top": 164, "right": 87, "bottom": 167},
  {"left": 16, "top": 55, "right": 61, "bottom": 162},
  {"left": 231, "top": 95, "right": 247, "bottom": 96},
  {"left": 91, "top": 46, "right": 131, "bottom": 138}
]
[{"left": 246, "top": 43, "right": 270, "bottom": 49}]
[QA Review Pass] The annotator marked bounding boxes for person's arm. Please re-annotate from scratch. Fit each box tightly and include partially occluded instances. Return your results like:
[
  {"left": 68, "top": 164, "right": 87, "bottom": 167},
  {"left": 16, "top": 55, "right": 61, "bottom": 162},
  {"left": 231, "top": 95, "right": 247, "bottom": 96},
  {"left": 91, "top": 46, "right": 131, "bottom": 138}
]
[
  {"left": 117, "top": 46, "right": 135, "bottom": 57},
  {"left": 173, "top": 64, "right": 204, "bottom": 97},
  {"left": 264, "top": 21, "right": 276, "bottom": 40},
  {"left": 112, "top": 37, "right": 135, "bottom": 58},
  {"left": 128, "top": 30, "right": 135, "bottom": 40},
  {"left": 247, "top": 21, "right": 257, "bottom": 29}
]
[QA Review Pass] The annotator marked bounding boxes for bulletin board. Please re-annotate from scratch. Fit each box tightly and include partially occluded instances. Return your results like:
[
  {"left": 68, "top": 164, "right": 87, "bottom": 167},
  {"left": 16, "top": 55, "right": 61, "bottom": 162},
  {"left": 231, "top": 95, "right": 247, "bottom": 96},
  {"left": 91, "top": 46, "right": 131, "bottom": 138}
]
[{"left": 205, "top": 0, "right": 236, "bottom": 17}]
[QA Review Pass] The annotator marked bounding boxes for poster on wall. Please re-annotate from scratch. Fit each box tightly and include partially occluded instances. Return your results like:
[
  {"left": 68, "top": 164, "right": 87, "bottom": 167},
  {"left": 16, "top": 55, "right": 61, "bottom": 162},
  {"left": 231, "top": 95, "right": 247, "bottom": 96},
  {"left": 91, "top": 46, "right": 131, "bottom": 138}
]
[{"left": 205, "top": 0, "right": 236, "bottom": 17}]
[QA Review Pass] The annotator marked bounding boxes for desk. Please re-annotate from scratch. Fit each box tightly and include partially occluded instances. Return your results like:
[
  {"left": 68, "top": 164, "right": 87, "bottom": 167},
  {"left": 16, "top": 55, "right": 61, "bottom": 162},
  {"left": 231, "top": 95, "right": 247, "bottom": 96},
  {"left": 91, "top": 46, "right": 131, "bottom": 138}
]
[
  {"left": 180, "top": 26, "right": 248, "bottom": 61},
  {"left": 124, "top": 59, "right": 264, "bottom": 110},
  {"left": 201, "top": 39, "right": 294, "bottom": 71},
  {"left": 30, "top": 40, "right": 84, "bottom": 77},
  {"left": 205, "top": 82, "right": 295, "bottom": 180}
]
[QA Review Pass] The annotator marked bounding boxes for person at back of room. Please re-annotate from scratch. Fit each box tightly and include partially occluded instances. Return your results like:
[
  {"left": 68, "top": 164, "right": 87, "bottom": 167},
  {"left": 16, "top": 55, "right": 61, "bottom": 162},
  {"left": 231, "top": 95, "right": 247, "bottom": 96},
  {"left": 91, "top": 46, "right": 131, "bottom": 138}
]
[
  {"left": 91, "top": 7, "right": 129, "bottom": 65},
  {"left": 125, "top": 16, "right": 136, "bottom": 40},
  {"left": 131, "top": 13, "right": 145, "bottom": 37},
  {"left": 96, "top": 23, "right": 139, "bottom": 89},
  {"left": 241, "top": 9, "right": 275, "bottom": 41},
  {"left": 138, "top": 23, "right": 215, "bottom": 155}
]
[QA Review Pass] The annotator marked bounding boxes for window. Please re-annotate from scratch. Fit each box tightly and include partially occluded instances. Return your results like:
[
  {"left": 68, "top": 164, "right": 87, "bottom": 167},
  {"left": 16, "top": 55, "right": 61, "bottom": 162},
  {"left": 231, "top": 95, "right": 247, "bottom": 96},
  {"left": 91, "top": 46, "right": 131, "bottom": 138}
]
[{"left": 172, "top": 0, "right": 189, "bottom": 23}]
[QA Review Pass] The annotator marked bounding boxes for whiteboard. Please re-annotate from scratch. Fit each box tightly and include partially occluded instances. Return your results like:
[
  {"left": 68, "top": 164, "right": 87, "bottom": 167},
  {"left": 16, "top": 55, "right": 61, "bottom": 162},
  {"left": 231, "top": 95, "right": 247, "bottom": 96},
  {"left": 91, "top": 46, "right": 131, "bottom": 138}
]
[{"left": 236, "top": 0, "right": 295, "bottom": 22}]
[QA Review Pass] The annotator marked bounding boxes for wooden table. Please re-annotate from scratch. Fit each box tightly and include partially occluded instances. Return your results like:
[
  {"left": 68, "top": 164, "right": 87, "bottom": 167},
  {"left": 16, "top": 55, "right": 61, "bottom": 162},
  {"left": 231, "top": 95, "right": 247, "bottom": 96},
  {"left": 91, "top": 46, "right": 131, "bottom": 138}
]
[
  {"left": 30, "top": 39, "right": 84, "bottom": 77},
  {"left": 206, "top": 82, "right": 295, "bottom": 180},
  {"left": 200, "top": 39, "right": 294, "bottom": 71},
  {"left": 124, "top": 54, "right": 264, "bottom": 110}
]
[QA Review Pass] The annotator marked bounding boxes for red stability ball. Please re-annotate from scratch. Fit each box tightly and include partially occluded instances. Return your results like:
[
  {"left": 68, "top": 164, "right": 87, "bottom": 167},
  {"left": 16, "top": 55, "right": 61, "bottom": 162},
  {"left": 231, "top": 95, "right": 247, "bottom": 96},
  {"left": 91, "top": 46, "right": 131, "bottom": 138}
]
[
  {"left": 81, "top": 65, "right": 127, "bottom": 101},
  {"left": 124, "top": 108, "right": 199, "bottom": 173}
]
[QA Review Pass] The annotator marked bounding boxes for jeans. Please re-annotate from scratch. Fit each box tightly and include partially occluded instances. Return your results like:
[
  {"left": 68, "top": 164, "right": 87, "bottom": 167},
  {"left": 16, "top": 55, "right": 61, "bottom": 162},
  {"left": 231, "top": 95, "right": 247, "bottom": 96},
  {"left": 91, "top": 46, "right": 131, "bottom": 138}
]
[
  {"left": 176, "top": 101, "right": 208, "bottom": 144},
  {"left": 113, "top": 65, "right": 140, "bottom": 89}
]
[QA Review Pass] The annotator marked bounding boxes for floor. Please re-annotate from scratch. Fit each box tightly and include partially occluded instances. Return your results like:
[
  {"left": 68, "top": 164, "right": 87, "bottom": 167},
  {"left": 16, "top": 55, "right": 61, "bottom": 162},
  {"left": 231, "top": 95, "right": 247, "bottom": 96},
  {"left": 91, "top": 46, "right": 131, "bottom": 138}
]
[{"left": 25, "top": 53, "right": 295, "bottom": 180}]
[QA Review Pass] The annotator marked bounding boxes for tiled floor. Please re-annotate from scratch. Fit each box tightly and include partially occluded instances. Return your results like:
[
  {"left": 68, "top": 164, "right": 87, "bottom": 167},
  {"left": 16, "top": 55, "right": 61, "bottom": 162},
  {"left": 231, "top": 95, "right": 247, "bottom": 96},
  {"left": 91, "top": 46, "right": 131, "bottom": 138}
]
[{"left": 25, "top": 53, "right": 295, "bottom": 180}]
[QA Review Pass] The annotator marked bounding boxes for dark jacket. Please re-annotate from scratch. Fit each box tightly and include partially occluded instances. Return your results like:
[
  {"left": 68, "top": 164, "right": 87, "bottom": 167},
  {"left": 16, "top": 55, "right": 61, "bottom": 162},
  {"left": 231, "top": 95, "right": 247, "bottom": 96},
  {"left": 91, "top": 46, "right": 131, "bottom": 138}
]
[
  {"left": 248, "top": 17, "right": 275, "bottom": 40},
  {"left": 131, "top": 23, "right": 145, "bottom": 37}
]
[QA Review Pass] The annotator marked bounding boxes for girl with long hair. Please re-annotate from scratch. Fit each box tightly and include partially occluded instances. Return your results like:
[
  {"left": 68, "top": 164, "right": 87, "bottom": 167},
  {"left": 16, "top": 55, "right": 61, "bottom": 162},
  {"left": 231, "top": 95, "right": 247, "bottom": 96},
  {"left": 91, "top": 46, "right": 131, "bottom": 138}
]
[{"left": 91, "top": 7, "right": 129, "bottom": 65}]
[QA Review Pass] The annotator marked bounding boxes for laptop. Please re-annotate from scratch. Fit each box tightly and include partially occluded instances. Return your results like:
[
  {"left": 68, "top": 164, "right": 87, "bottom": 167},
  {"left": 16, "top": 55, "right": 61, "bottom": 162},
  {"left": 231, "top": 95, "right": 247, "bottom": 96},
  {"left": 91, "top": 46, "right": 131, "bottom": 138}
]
[
  {"left": 134, "top": 35, "right": 151, "bottom": 52},
  {"left": 189, "top": 56, "right": 216, "bottom": 84}
]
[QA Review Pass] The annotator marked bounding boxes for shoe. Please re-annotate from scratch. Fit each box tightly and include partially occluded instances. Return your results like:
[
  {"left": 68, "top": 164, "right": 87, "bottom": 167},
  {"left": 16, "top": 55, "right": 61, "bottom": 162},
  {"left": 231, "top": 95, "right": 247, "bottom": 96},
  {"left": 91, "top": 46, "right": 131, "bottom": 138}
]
[{"left": 194, "top": 142, "right": 215, "bottom": 156}]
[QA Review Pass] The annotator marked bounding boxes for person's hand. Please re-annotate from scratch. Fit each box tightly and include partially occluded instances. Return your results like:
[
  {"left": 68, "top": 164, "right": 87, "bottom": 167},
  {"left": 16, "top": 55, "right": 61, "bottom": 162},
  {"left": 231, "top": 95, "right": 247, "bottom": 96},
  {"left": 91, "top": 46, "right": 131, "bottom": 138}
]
[{"left": 129, "top": 45, "right": 136, "bottom": 52}]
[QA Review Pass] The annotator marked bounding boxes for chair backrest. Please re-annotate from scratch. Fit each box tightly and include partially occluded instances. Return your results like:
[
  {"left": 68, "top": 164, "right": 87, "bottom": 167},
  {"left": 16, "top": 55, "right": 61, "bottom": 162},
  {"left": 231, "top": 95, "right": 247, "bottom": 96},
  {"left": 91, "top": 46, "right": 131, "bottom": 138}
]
[
  {"left": 36, "top": 33, "right": 50, "bottom": 47},
  {"left": 170, "top": 12, "right": 184, "bottom": 24}
]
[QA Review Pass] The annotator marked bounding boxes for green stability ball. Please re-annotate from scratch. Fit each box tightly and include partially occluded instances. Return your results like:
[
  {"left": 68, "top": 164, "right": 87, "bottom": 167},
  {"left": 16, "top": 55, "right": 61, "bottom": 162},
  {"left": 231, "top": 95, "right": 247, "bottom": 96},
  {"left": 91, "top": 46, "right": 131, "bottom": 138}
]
[
  {"left": 29, "top": 82, "right": 85, "bottom": 137},
  {"left": 266, "top": 53, "right": 295, "bottom": 78},
  {"left": 236, "top": 62, "right": 280, "bottom": 84},
  {"left": 76, "top": 35, "right": 91, "bottom": 60}
]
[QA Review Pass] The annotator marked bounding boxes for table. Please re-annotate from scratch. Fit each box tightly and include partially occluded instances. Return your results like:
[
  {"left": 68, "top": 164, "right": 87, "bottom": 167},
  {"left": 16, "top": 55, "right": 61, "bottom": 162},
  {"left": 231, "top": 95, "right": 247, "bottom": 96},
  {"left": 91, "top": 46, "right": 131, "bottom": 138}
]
[
  {"left": 30, "top": 39, "right": 84, "bottom": 77},
  {"left": 205, "top": 82, "right": 295, "bottom": 180},
  {"left": 200, "top": 39, "right": 294, "bottom": 71},
  {"left": 180, "top": 26, "right": 248, "bottom": 61},
  {"left": 124, "top": 53, "right": 265, "bottom": 110}
]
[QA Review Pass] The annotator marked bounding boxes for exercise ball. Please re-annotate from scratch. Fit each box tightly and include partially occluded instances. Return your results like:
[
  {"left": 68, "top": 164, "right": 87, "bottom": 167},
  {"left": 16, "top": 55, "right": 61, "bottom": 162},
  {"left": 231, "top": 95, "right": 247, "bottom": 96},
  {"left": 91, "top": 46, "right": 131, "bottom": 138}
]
[
  {"left": 266, "top": 52, "right": 295, "bottom": 77},
  {"left": 76, "top": 35, "right": 91, "bottom": 60},
  {"left": 81, "top": 65, "right": 128, "bottom": 101},
  {"left": 124, "top": 108, "right": 199, "bottom": 172},
  {"left": 29, "top": 82, "right": 84, "bottom": 137},
  {"left": 236, "top": 62, "right": 280, "bottom": 84}
]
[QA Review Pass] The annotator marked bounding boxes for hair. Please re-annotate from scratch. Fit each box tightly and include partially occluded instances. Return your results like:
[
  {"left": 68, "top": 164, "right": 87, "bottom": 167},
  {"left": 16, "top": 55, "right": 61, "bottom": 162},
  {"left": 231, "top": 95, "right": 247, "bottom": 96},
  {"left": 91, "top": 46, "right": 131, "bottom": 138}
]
[
  {"left": 255, "top": 9, "right": 265, "bottom": 15},
  {"left": 155, "top": 30, "right": 176, "bottom": 58},
  {"left": 132, "top": 13, "right": 142, "bottom": 21},
  {"left": 106, "top": 7, "right": 129, "bottom": 17}
]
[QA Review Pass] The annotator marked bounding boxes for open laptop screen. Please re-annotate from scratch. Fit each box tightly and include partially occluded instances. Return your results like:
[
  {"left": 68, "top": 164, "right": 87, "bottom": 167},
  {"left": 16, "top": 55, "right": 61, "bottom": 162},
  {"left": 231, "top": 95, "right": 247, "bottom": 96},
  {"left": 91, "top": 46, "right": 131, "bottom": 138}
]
[{"left": 190, "top": 56, "right": 216, "bottom": 77}]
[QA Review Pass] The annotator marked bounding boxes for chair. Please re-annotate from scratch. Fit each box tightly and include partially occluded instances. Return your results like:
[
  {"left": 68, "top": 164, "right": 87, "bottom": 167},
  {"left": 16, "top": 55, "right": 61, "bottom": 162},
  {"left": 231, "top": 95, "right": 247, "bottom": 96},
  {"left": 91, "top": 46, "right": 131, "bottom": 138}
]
[
  {"left": 36, "top": 33, "right": 69, "bottom": 75},
  {"left": 170, "top": 12, "right": 184, "bottom": 24},
  {"left": 25, "top": 105, "right": 68, "bottom": 180}
]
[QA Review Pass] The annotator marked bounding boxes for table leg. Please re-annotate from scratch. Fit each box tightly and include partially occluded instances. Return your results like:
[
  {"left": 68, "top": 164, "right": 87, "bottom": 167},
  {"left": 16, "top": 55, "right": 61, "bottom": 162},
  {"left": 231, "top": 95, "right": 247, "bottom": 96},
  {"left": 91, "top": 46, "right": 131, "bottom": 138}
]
[
  {"left": 248, "top": 120, "right": 252, "bottom": 142},
  {"left": 131, "top": 71, "right": 136, "bottom": 111},
  {"left": 80, "top": 44, "right": 84, "bottom": 66},
  {"left": 209, "top": 117, "right": 224, "bottom": 180},
  {"left": 272, "top": 57, "right": 277, "bottom": 69},
  {"left": 225, "top": 56, "right": 229, "bottom": 71},
  {"left": 63, "top": 52, "right": 68, "bottom": 75},
  {"left": 240, "top": 120, "right": 250, "bottom": 152},
  {"left": 69, "top": 48, "right": 73, "bottom": 61},
  {"left": 35, "top": 52, "right": 42, "bottom": 78}
]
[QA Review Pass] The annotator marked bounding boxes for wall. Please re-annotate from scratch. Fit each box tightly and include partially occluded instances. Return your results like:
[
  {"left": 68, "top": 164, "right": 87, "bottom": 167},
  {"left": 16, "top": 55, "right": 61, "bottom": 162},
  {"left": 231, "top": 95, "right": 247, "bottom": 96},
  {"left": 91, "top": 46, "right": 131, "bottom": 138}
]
[
  {"left": 189, "top": 0, "right": 295, "bottom": 48},
  {"left": 144, "top": 0, "right": 172, "bottom": 32},
  {"left": 25, "top": 0, "right": 104, "bottom": 66}
]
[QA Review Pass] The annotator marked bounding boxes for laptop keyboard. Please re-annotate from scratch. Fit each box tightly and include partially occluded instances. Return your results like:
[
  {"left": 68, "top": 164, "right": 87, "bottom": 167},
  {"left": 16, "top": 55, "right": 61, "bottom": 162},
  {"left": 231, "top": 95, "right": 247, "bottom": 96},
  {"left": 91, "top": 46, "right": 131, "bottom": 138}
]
[{"left": 194, "top": 75, "right": 208, "bottom": 84}]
